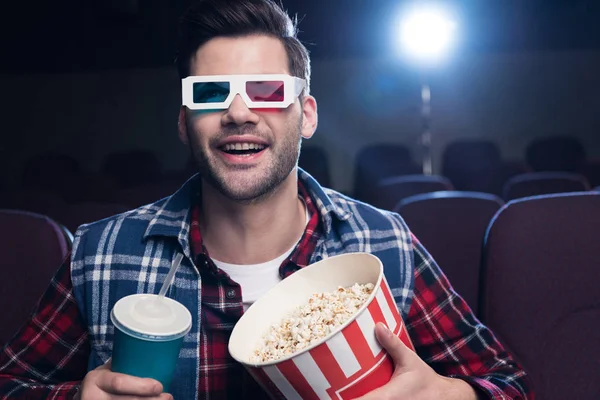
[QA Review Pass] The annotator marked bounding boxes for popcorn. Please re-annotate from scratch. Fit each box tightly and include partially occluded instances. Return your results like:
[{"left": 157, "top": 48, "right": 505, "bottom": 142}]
[{"left": 252, "top": 283, "right": 375, "bottom": 363}]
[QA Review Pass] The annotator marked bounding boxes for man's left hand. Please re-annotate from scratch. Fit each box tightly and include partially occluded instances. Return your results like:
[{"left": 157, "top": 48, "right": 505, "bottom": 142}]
[{"left": 354, "top": 323, "right": 479, "bottom": 400}]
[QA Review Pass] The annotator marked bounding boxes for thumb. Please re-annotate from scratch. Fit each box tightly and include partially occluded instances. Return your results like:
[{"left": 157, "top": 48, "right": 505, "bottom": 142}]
[{"left": 374, "top": 323, "right": 414, "bottom": 370}]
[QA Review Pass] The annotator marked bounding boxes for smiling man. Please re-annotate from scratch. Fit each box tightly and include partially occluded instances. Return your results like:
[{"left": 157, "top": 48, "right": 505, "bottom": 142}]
[
  {"left": 177, "top": 34, "right": 317, "bottom": 266},
  {"left": 0, "top": 1, "right": 533, "bottom": 399}
]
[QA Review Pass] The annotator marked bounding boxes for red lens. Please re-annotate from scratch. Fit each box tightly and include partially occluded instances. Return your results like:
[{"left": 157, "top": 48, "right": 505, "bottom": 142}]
[{"left": 246, "top": 81, "right": 285, "bottom": 102}]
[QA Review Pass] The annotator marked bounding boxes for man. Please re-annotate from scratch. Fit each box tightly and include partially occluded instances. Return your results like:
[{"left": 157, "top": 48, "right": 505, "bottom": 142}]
[{"left": 0, "top": 0, "right": 533, "bottom": 399}]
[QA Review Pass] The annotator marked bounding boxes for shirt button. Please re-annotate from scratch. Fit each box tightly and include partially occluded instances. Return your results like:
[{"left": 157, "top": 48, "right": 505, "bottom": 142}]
[{"left": 226, "top": 289, "right": 236, "bottom": 299}]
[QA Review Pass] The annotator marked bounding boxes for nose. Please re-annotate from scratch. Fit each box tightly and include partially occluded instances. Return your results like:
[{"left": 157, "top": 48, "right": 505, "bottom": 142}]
[{"left": 221, "top": 94, "right": 260, "bottom": 126}]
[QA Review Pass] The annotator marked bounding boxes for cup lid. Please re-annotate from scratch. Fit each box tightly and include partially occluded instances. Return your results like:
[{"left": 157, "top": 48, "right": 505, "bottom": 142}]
[{"left": 111, "top": 294, "right": 192, "bottom": 340}]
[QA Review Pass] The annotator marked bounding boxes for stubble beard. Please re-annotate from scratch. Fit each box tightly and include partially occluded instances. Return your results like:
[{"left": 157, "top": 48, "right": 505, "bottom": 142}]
[{"left": 187, "top": 118, "right": 303, "bottom": 204}]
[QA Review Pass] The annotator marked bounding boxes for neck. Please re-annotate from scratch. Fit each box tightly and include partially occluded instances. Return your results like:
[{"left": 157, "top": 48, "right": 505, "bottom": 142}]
[{"left": 198, "top": 172, "right": 306, "bottom": 264}]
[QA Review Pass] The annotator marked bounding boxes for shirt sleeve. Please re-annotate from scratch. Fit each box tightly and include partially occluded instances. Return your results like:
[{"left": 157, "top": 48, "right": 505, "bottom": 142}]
[
  {"left": 0, "top": 253, "right": 90, "bottom": 400},
  {"left": 405, "top": 236, "right": 534, "bottom": 399}
]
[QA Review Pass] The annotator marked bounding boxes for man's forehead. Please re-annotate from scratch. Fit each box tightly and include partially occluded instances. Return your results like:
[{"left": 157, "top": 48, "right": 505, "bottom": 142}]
[{"left": 190, "top": 35, "right": 290, "bottom": 76}]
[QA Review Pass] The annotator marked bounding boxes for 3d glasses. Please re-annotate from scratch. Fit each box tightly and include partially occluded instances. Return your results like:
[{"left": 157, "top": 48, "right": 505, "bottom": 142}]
[{"left": 182, "top": 74, "right": 306, "bottom": 110}]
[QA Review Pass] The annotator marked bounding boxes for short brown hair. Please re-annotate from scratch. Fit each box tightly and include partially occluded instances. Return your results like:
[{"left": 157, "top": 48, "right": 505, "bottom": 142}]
[{"left": 176, "top": 0, "right": 311, "bottom": 94}]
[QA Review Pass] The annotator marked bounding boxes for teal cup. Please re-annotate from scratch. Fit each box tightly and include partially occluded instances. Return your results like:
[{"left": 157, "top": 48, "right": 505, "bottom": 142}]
[{"left": 110, "top": 294, "right": 192, "bottom": 392}]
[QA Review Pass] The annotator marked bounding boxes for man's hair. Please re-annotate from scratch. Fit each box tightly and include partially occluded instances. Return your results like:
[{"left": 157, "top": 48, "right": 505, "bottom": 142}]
[{"left": 176, "top": 0, "right": 311, "bottom": 94}]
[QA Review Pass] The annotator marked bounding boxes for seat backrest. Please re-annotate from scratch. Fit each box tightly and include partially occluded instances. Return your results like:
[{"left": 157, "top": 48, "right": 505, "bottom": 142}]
[
  {"left": 526, "top": 136, "right": 586, "bottom": 172},
  {"left": 480, "top": 193, "right": 600, "bottom": 400},
  {"left": 502, "top": 172, "right": 590, "bottom": 201},
  {"left": 0, "top": 210, "right": 72, "bottom": 346},
  {"left": 371, "top": 174, "right": 453, "bottom": 211},
  {"left": 298, "top": 145, "right": 331, "bottom": 188},
  {"left": 353, "top": 144, "right": 421, "bottom": 201},
  {"left": 443, "top": 140, "right": 501, "bottom": 167},
  {"left": 441, "top": 140, "right": 504, "bottom": 193},
  {"left": 396, "top": 191, "right": 503, "bottom": 314},
  {"left": 579, "top": 160, "right": 600, "bottom": 188}
]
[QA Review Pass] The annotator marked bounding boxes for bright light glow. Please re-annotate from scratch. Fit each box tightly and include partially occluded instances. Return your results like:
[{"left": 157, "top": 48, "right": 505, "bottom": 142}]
[{"left": 399, "top": 5, "right": 457, "bottom": 63}]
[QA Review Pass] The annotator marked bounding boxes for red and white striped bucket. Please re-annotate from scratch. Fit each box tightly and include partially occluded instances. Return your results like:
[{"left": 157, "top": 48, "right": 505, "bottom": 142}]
[{"left": 229, "top": 252, "right": 414, "bottom": 399}]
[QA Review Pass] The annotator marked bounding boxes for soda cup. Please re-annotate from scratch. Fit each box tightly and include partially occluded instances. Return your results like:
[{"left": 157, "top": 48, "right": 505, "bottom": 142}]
[{"left": 110, "top": 294, "right": 192, "bottom": 392}]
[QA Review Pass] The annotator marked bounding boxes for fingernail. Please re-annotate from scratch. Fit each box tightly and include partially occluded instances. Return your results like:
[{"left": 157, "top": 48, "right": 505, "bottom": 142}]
[{"left": 380, "top": 323, "right": 392, "bottom": 338}]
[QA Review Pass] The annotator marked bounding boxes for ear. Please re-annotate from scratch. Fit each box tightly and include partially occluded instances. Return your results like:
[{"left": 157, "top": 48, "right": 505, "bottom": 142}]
[
  {"left": 300, "top": 95, "right": 318, "bottom": 139},
  {"left": 178, "top": 106, "right": 189, "bottom": 145}
]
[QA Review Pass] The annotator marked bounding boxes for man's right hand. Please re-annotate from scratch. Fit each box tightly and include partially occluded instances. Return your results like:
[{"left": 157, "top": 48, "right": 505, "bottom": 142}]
[{"left": 74, "top": 360, "right": 173, "bottom": 400}]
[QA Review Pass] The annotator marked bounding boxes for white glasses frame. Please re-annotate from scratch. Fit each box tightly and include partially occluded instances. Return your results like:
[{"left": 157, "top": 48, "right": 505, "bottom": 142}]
[{"left": 181, "top": 74, "right": 306, "bottom": 110}]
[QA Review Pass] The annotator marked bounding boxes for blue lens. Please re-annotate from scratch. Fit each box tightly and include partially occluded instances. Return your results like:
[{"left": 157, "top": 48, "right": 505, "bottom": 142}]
[{"left": 193, "top": 82, "right": 230, "bottom": 103}]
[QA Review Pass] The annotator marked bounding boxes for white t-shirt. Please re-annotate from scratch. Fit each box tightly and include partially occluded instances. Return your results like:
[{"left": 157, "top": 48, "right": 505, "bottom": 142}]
[{"left": 212, "top": 200, "right": 310, "bottom": 311}]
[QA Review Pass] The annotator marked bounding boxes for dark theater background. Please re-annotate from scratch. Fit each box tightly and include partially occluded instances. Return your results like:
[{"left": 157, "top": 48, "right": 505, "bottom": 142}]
[{"left": 1, "top": 0, "right": 599, "bottom": 399}]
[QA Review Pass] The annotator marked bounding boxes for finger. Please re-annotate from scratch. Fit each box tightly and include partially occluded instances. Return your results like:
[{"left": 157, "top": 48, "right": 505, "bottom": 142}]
[
  {"left": 96, "top": 358, "right": 112, "bottom": 370},
  {"left": 108, "top": 395, "right": 172, "bottom": 400},
  {"left": 109, "top": 395, "right": 172, "bottom": 400},
  {"left": 374, "top": 323, "right": 414, "bottom": 368},
  {"left": 96, "top": 372, "right": 163, "bottom": 396}
]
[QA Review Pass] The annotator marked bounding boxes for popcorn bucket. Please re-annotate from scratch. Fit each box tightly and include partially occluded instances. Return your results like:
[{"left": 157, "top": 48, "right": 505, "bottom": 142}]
[{"left": 229, "top": 252, "right": 414, "bottom": 399}]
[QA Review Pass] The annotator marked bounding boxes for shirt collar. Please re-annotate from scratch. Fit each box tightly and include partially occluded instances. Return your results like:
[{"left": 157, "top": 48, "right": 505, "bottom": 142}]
[
  {"left": 297, "top": 168, "right": 353, "bottom": 234},
  {"left": 142, "top": 168, "right": 352, "bottom": 245},
  {"left": 142, "top": 174, "right": 199, "bottom": 263}
]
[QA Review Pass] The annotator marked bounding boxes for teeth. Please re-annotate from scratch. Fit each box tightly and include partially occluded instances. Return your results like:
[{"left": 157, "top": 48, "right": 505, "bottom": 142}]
[{"left": 223, "top": 143, "right": 266, "bottom": 151}]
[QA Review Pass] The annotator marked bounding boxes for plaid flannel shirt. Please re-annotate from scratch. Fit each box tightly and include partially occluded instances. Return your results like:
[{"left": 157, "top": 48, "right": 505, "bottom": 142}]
[{"left": 0, "top": 169, "right": 533, "bottom": 399}]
